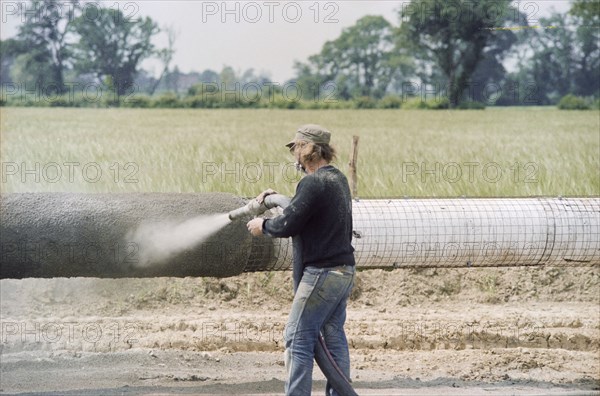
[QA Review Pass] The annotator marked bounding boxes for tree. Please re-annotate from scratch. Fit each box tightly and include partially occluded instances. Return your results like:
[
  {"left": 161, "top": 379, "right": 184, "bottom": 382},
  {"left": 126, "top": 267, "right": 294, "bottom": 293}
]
[
  {"left": 570, "top": 0, "right": 600, "bottom": 97},
  {"left": 293, "top": 60, "right": 330, "bottom": 100},
  {"left": 0, "top": 39, "right": 24, "bottom": 84},
  {"left": 469, "top": 22, "right": 523, "bottom": 102},
  {"left": 399, "top": 0, "right": 517, "bottom": 107},
  {"left": 326, "top": 15, "right": 396, "bottom": 98},
  {"left": 518, "top": 4, "right": 599, "bottom": 104},
  {"left": 11, "top": 0, "right": 78, "bottom": 93},
  {"left": 164, "top": 66, "right": 183, "bottom": 93},
  {"left": 571, "top": 0, "right": 600, "bottom": 20},
  {"left": 198, "top": 69, "right": 219, "bottom": 84},
  {"left": 524, "top": 14, "right": 576, "bottom": 104},
  {"left": 295, "top": 15, "right": 409, "bottom": 100},
  {"left": 219, "top": 66, "right": 237, "bottom": 89},
  {"left": 71, "top": 8, "right": 159, "bottom": 98},
  {"left": 149, "top": 25, "right": 178, "bottom": 96}
]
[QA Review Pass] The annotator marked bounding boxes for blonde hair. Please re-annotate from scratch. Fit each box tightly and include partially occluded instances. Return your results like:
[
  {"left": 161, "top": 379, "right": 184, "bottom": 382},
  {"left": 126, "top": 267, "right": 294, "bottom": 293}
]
[{"left": 291, "top": 140, "right": 337, "bottom": 164}]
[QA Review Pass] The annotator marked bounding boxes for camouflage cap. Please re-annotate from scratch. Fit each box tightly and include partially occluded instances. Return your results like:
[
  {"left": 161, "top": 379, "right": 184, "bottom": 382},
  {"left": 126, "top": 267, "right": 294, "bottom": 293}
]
[{"left": 285, "top": 124, "right": 331, "bottom": 148}]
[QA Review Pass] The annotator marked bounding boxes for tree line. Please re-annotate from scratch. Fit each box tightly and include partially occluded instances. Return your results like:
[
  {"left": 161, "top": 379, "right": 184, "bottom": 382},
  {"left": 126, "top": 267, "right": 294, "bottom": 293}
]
[
  {"left": 1, "top": 0, "right": 598, "bottom": 109},
  {"left": 1, "top": 0, "right": 159, "bottom": 100}
]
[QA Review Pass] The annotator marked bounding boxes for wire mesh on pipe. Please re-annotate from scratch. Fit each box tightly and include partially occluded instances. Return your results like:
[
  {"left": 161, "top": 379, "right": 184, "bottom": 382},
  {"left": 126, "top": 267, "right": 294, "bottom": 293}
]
[
  {"left": 353, "top": 198, "right": 547, "bottom": 268},
  {"left": 546, "top": 198, "right": 600, "bottom": 265},
  {"left": 244, "top": 197, "right": 600, "bottom": 271}
]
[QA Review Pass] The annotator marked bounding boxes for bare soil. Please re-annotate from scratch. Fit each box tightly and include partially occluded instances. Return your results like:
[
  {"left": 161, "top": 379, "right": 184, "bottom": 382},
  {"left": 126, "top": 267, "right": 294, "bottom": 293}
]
[{"left": 1, "top": 266, "right": 599, "bottom": 395}]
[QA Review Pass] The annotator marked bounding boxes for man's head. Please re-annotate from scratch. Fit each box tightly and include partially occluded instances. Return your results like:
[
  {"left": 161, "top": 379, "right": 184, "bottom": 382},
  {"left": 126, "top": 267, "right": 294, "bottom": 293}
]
[
  {"left": 286, "top": 124, "right": 337, "bottom": 170},
  {"left": 286, "top": 124, "right": 331, "bottom": 148}
]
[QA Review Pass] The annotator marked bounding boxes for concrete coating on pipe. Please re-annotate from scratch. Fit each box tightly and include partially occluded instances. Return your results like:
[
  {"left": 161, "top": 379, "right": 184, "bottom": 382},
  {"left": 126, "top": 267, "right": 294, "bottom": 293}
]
[{"left": 1, "top": 193, "right": 253, "bottom": 279}]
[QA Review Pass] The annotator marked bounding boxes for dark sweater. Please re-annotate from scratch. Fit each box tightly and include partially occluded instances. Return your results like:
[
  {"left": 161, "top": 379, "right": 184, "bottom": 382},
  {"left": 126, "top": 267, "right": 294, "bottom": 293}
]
[{"left": 262, "top": 165, "right": 355, "bottom": 268}]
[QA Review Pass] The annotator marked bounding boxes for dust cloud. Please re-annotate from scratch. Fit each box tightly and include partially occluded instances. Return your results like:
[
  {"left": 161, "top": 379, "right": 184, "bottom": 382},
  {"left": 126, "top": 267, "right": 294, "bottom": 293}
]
[{"left": 127, "top": 213, "right": 231, "bottom": 267}]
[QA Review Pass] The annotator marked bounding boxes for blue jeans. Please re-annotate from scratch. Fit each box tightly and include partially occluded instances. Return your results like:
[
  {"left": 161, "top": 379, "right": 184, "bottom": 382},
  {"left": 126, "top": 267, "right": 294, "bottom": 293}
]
[{"left": 284, "top": 265, "right": 355, "bottom": 396}]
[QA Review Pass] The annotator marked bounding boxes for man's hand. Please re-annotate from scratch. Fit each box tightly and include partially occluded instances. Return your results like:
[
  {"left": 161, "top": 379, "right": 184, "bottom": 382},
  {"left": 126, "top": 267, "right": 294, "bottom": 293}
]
[
  {"left": 247, "top": 218, "right": 265, "bottom": 236},
  {"left": 256, "top": 188, "right": 277, "bottom": 204}
]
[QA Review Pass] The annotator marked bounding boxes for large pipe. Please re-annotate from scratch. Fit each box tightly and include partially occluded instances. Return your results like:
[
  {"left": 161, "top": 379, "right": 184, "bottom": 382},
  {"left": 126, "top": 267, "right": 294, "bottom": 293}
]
[{"left": 1, "top": 194, "right": 599, "bottom": 279}]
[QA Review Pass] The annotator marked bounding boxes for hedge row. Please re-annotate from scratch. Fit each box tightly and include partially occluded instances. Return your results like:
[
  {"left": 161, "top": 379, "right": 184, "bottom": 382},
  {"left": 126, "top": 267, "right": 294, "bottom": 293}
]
[
  {"left": 557, "top": 94, "right": 600, "bottom": 110},
  {"left": 1, "top": 92, "right": 597, "bottom": 110},
  {"left": 0, "top": 92, "right": 482, "bottom": 109}
]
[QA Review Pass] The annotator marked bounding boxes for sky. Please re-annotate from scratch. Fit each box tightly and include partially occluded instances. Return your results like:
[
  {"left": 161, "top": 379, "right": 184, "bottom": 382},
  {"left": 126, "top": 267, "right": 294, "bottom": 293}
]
[{"left": 0, "top": 0, "right": 573, "bottom": 82}]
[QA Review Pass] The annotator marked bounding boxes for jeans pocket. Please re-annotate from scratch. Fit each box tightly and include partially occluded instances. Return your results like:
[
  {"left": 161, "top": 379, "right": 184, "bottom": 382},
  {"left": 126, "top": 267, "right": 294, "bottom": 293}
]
[{"left": 315, "top": 271, "right": 351, "bottom": 302}]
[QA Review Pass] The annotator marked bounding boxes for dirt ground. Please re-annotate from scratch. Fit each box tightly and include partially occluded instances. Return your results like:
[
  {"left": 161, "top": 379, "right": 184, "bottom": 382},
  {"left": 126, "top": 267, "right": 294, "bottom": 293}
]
[{"left": 1, "top": 266, "right": 599, "bottom": 395}]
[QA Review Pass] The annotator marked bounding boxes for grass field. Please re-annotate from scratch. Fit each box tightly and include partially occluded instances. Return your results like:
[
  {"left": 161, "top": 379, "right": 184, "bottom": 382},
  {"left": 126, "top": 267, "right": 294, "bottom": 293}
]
[{"left": 1, "top": 107, "right": 598, "bottom": 197}]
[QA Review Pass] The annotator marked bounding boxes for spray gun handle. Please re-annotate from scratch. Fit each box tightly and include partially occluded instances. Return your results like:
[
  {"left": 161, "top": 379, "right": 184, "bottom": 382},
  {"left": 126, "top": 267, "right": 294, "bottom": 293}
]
[
  {"left": 247, "top": 199, "right": 267, "bottom": 215},
  {"left": 263, "top": 194, "right": 291, "bottom": 210}
]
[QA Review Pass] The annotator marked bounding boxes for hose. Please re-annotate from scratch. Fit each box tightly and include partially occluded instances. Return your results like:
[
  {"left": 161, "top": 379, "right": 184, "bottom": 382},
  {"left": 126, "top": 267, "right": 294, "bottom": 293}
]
[{"left": 316, "top": 334, "right": 358, "bottom": 396}]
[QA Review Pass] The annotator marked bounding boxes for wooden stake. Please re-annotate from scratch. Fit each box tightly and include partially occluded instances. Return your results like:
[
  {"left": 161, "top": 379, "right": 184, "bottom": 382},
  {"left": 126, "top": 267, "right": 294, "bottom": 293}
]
[{"left": 348, "top": 135, "right": 359, "bottom": 198}]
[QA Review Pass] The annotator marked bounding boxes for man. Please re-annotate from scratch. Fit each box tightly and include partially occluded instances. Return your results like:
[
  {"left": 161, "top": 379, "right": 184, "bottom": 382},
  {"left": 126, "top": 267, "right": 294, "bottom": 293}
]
[{"left": 246, "top": 124, "right": 356, "bottom": 396}]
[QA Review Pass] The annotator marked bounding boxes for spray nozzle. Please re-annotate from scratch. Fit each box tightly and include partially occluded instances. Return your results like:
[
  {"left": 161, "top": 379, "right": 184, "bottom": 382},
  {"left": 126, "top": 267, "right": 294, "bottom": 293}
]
[
  {"left": 228, "top": 194, "right": 292, "bottom": 221},
  {"left": 228, "top": 199, "right": 267, "bottom": 221}
]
